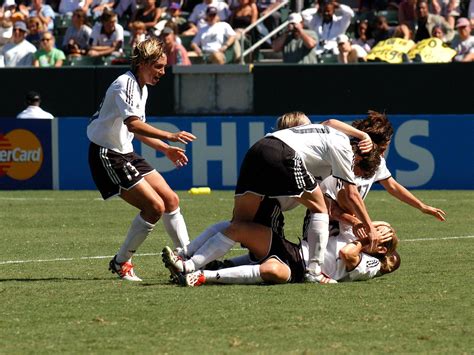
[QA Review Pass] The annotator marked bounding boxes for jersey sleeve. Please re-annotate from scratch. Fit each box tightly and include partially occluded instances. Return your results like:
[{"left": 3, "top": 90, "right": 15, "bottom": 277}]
[
  {"left": 327, "top": 135, "right": 356, "bottom": 184},
  {"left": 348, "top": 253, "right": 381, "bottom": 281},
  {"left": 320, "top": 176, "right": 342, "bottom": 200},
  {"left": 373, "top": 157, "right": 391, "bottom": 182},
  {"left": 114, "top": 78, "right": 143, "bottom": 120}
]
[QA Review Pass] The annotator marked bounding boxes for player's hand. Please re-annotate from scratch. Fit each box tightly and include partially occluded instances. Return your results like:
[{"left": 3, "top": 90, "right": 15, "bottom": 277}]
[
  {"left": 168, "top": 131, "right": 196, "bottom": 144},
  {"left": 358, "top": 133, "right": 373, "bottom": 154},
  {"left": 366, "top": 225, "right": 381, "bottom": 254},
  {"left": 421, "top": 205, "right": 446, "bottom": 221},
  {"left": 165, "top": 146, "right": 188, "bottom": 168},
  {"left": 352, "top": 222, "right": 367, "bottom": 239}
]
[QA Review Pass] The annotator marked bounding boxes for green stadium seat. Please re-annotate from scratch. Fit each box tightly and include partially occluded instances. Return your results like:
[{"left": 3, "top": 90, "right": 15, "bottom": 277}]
[
  {"left": 179, "top": 35, "right": 194, "bottom": 51},
  {"left": 376, "top": 10, "right": 399, "bottom": 25},
  {"left": 318, "top": 53, "right": 338, "bottom": 64},
  {"left": 68, "top": 56, "right": 101, "bottom": 66}
]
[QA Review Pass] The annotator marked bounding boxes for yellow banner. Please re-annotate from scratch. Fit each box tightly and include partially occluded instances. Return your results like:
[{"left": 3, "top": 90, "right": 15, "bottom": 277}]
[
  {"left": 366, "top": 38, "right": 415, "bottom": 64},
  {"left": 408, "top": 38, "right": 457, "bottom": 63}
]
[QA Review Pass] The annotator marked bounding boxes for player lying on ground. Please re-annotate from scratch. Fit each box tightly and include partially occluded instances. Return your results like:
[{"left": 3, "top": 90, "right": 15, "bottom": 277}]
[
  {"left": 87, "top": 37, "right": 196, "bottom": 281},
  {"left": 322, "top": 112, "right": 446, "bottom": 222}
]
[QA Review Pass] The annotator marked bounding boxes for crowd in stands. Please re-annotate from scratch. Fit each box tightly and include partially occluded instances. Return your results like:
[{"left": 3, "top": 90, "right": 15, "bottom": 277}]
[{"left": 0, "top": 0, "right": 472, "bottom": 66}]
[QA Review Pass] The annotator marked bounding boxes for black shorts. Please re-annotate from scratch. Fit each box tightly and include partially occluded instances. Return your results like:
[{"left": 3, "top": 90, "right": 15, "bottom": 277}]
[
  {"left": 253, "top": 196, "right": 285, "bottom": 237},
  {"left": 88, "top": 142, "right": 155, "bottom": 200},
  {"left": 235, "top": 137, "right": 318, "bottom": 198},
  {"left": 262, "top": 232, "right": 306, "bottom": 283}
]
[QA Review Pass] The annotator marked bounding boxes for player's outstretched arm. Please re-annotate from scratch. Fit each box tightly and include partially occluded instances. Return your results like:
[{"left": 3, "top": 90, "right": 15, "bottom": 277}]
[
  {"left": 135, "top": 134, "right": 189, "bottom": 168},
  {"left": 125, "top": 117, "right": 196, "bottom": 144},
  {"left": 379, "top": 177, "right": 446, "bottom": 221},
  {"left": 321, "top": 119, "right": 373, "bottom": 153}
]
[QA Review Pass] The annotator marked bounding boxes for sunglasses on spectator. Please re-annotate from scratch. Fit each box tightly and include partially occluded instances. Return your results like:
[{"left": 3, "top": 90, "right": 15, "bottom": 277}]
[{"left": 41, "top": 37, "right": 53, "bottom": 42}]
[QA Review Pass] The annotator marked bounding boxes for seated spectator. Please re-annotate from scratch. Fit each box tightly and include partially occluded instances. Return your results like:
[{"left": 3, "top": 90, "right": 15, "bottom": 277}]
[
  {"left": 352, "top": 19, "right": 374, "bottom": 52},
  {"left": 0, "top": 21, "right": 36, "bottom": 67},
  {"left": 88, "top": 9, "right": 124, "bottom": 57},
  {"left": 308, "top": 0, "right": 355, "bottom": 54},
  {"left": 17, "top": 91, "right": 54, "bottom": 119},
  {"left": 59, "top": 0, "right": 87, "bottom": 15},
  {"left": 256, "top": 0, "right": 280, "bottom": 34},
  {"left": 398, "top": 0, "right": 417, "bottom": 30},
  {"left": 469, "top": 1, "right": 474, "bottom": 27},
  {"left": 186, "top": 0, "right": 231, "bottom": 35},
  {"left": 162, "top": 2, "right": 189, "bottom": 34},
  {"left": 373, "top": 15, "right": 411, "bottom": 45},
  {"left": 414, "top": 0, "right": 454, "bottom": 43},
  {"left": 190, "top": 6, "right": 236, "bottom": 64},
  {"left": 129, "top": 0, "right": 162, "bottom": 34},
  {"left": 26, "top": 16, "right": 44, "bottom": 48},
  {"left": 450, "top": 17, "right": 474, "bottom": 61},
  {"left": 62, "top": 8, "right": 92, "bottom": 56},
  {"left": 271, "top": 12, "right": 318, "bottom": 64},
  {"left": 336, "top": 33, "right": 367, "bottom": 63},
  {"left": 129, "top": 20, "right": 148, "bottom": 48},
  {"left": 431, "top": 24, "right": 445, "bottom": 40},
  {"left": 0, "top": 19, "right": 13, "bottom": 49},
  {"left": 33, "top": 32, "right": 66, "bottom": 66},
  {"left": 161, "top": 26, "right": 191, "bottom": 65},
  {"left": 29, "top": 0, "right": 56, "bottom": 31},
  {"left": 229, "top": 0, "right": 258, "bottom": 32},
  {"left": 431, "top": 0, "right": 460, "bottom": 28},
  {"left": 84, "top": 0, "right": 115, "bottom": 19}
]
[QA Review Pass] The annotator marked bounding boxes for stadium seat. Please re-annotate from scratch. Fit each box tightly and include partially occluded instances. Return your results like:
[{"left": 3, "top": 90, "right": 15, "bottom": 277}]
[
  {"left": 68, "top": 56, "right": 101, "bottom": 66},
  {"left": 376, "top": 10, "right": 399, "bottom": 25},
  {"left": 318, "top": 53, "right": 338, "bottom": 64},
  {"left": 54, "top": 15, "right": 72, "bottom": 36},
  {"left": 179, "top": 35, "right": 194, "bottom": 51}
]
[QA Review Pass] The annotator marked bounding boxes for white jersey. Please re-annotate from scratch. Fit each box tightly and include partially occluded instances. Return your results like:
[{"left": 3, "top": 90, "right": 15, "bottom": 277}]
[
  {"left": 268, "top": 124, "right": 356, "bottom": 185},
  {"left": 321, "top": 157, "right": 391, "bottom": 201},
  {"left": 17, "top": 105, "right": 54, "bottom": 119},
  {"left": 87, "top": 71, "right": 148, "bottom": 154},
  {"left": 301, "top": 231, "right": 381, "bottom": 282}
]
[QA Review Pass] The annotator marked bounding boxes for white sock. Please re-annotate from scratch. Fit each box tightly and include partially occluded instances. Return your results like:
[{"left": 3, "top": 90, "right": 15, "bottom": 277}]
[
  {"left": 306, "top": 213, "right": 329, "bottom": 274},
  {"left": 116, "top": 214, "right": 155, "bottom": 263},
  {"left": 203, "top": 265, "right": 262, "bottom": 284},
  {"left": 162, "top": 207, "right": 190, "bottom": 253},
  {"left": 185, "top": 232, "right": 235, "bottom": 272},
  {"left": 227, "top": 253, "right": 254, "bottom": 266},
  {"left": 186, "top": 221, "right": 231, "bottom": 258}
]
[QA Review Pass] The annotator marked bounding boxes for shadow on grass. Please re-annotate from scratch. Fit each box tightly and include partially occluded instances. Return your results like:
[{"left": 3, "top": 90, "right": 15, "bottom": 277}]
[{"left": 0, "top": 277, "right": 114, "bottom": 282}]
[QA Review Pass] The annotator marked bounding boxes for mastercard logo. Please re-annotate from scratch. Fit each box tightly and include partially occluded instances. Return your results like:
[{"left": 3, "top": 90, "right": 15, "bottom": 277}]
[{"left": 0, "top": 129, "right": 43, "bottom": 180}]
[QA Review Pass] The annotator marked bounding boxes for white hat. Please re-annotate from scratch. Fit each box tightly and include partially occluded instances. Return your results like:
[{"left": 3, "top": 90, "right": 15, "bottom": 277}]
[
  {"left": 288, "top": 12, "right": 303, "bottom": 24},
  {"left": 3, "top": 0, "right": 16, "bottom": 7},
  {"left": 336, "top": 34, "right": 349, "bottom": 44}
]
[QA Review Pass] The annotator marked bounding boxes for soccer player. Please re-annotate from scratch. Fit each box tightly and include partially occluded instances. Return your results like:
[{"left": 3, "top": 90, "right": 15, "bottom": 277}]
[
  {"left": 87, "top": 37, "right": 196, "bottom": 281},
  {"left": 322, "top": 112, "right": 446, "bottom": 222},
  {"left": 162, "top": 111, "right": 383, "bottom": 284}
]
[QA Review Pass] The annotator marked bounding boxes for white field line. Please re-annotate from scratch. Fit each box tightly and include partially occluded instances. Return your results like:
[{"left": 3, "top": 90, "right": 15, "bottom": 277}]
[{"left": 1, "top": 235, "right": 473, "bottom": 266}]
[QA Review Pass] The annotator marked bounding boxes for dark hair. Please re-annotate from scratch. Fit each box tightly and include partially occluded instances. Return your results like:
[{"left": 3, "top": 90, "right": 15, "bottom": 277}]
[
  {"left": 100, "top": 8, "right": 117, "bottom": 23},
  {"left": 26, "top": 91, "right": 40, "bottom": 105},
  {"left": 352, "top": 110, "right": 394, "bottom": 152},
  {"left": 352, "top": 144, "right": 381, "bottom": 179}
]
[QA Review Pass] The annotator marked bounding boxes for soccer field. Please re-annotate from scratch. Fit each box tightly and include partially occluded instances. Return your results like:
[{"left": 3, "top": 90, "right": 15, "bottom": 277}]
[{"left": 1, "top": 190, "right": 473, "bottom": 353}]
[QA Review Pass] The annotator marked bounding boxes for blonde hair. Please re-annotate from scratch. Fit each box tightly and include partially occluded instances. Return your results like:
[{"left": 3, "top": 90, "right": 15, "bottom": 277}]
[
  {"left": 380, "top": 251, "right": 401, "bottom": 274},
  {"left": 374, "top": 222, "right": 401, "bottom": 274},
  {"left": 27, "top": 16, "right": 44, "bottom": 31},
  {"left": 130, "top": 37, "right": 165, "bottom": 71},
  {"left": 130, "top": 20, "right": 146, "bottom": 32},
  {"left": 275, "top": 111, "right": 311, "bottom": 130}
]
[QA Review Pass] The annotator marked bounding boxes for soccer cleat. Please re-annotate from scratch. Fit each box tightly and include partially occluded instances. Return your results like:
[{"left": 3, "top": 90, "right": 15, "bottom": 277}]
[
  {"left": 304, "top": 271, "right": 337, "bottom": 284},
  {"left": 162, "top": 246, "right": 185, "bottom": 278},
  {"left": 108, "top": 256, "right": 142, "bottom": 281},
  {"left": 179, "top": 271, "right": 206, "bottom": 287}
]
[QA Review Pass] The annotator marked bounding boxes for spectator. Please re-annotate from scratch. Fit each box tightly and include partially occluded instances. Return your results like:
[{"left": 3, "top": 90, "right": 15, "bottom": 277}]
[
  {"left": 308, "top": 0, "right": 355, "bottom": 54},
  {"left": 431, "top": 0, "right": 460, "bottom": 28},
  {"left": 0, "top": 21, "right": 36, "bottom": 67},
  {"left": 468, "top": 0, "right": 474, "bottom": 26},
  {"left": 398, "top": 0, "right": 417, "bottom": 30},
  {"left": 26, "top": 16, "right": 44, "bottom": 48},
  {"left": 29, "top": 0, "right": 55, "bottom": 31},
  {"left": 190, "top": 6, "right": 236, "bottom": 64},
  {"left": 33, "top": 31, "right": 66, "bottom": 66},
  {"left": 62, "top": 8, "right": 91, "bottom": 56},
  {"left": 129, "top": 0, "right": 162, "bottom": 33},
  {"left": 256, "top": 0, "right": 280, "bottom": 34},
  {"left": 336, "top": 33, "right": 367, "bottom": 63},
  {"left": 352, "top": 19, "right": 374, "bottom": 52},
  {"left": 129, "top": 20, "right": 148, "bottom": 48},
  {"left": 450, "top": 17, "right": 474, "bottom": 61},
  {"left": 17, "top": 91, "right": 54, "bottom": 119},
  {"left": 160, "top": 26, "right": 191, "bottom": 65},
  {"left": 84, "top": 0, "right": 115, "bottom": 19},
  {"left": 162, "top": 2, "right": 188, "bottom": 34},
  {"left": 59, "top": 0, "right": 87, "bottom": 15},
  {"left": 373, "top": 15, "right": 411, "bottom": 45},
  {"left": 431, "top": 24, "right": 445, "bottom": 40},
  {"left": 187, "top": 0, "right": 231, "bottom": 35},
  {"left": 229, "top": 0, "right": 258, "bottom": 32},
  {"left": 271, "top": 12, "right": 318, "bottom": 64},
  {"left": 414, "top": 0, "right": 454, "bottom": 43},
  {"left": 0, "top": 19, "right": 12, "bottom": 49},
  {"left": 88, "top": 9, "right": 124, "bottom": 57}
]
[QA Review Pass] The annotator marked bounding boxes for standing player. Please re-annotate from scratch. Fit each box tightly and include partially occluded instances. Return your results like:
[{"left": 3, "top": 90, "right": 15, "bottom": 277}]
[{"left": 87, "top": 37, "right": 196, "bottom": 281}]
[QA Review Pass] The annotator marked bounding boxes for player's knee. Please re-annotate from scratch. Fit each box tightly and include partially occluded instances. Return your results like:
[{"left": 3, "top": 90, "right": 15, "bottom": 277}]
[
  {"left": 145, "top": 200, "right": 165, "bottom": 221},
  {"left": 163, "top": 192, "right": 180, "bottom": 212},
  {"left": 260, "top": 262, "right": 290, "bottom": 284}
]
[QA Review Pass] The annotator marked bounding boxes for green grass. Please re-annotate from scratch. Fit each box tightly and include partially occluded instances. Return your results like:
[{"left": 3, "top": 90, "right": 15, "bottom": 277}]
[{"left": 1, "top": 190, "right": 473, "bottom": 353}]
